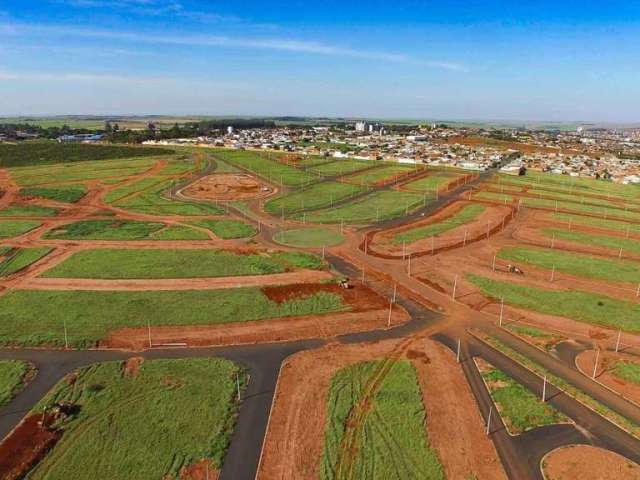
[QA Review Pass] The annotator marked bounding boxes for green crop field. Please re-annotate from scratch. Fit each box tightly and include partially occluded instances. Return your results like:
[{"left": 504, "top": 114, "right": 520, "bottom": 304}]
[
  {"left": 188, "top": 219, "right": 256, "bottom": 239},
  {"left": 346, "top": 164, "right": 415, "bottom": 186},
  {"left": 20, "top": 186, "right": 87, "bottom": 203},
  {"left": 308, "top": 159, "right": 375, "bottom": 177},
  {"left": 402, "top": 171, "right": 463, "bottom": 192},
  {"left": 44, "top": 220, "right": 205, "bottom": 241},
  {"left": 27, "top": 358, "right": 244, "bottom": 479},
  {"left": 0, "top": 247, "right": 52, "bottom": 277},
  {"left": 499, "top": 246, "right": 640, "bottom": 283},
  {"left": 468, "top": 274, "right": 640, "bottom": 332},
  {"left": 0, "top": 360, "right": 32, "bottom": 407},
  {"left": 213, "top": 150, "right": 312, "bottom": 187},
  {"left": 0, "top": 142, "right": 172, "bottom": 168},
  {"left": 273, "top": 228, "right": 344, "bottom": 248},
  {"left": 394, "top": 204, "right": 486, "bottom": 244},
  {"left": 544, "top": 228, "right": 640, "bottom": 256},
  {"left": 299, "top": 190, "right": 425, "bottom": 224},
  {"left": 551, "top": 212, "right": 640, "bottom": 235},
  {"left": 0, "top": 204, "right": 58, "bottom": 217},
  {"left": 481, "top": 364, "right": 566, "bottom": 434},
  {"left": 265, "top": 182, "right": 366, "bottom": 216},
  {"left": 0, "top": 287, "right": 348, "bottom": 347},
  {"left": 41, "top": 249, "right": 324, "bottom": 279},
  {"left": 320, "top": 361, "right": 443, "bottom": 480},
  {"left": 613, "top": 361, "right": 640, "bottom": 385},
  {"left": 0, "top": 220, "right": 41, "bottom": 238}
]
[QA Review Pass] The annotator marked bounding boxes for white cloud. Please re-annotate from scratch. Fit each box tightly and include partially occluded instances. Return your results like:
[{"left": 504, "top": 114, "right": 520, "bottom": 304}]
[{"left": 0, "top": 22, "right": 467, "bottom": 71}]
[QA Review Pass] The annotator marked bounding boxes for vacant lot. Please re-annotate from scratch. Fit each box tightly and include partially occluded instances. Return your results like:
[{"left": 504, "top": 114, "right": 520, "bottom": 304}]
[
  {"left": 308, "top": 159, "right": 374, "bottom": 177},
  {"left": 213, "top": 150, "right": 311, "bottom": 187},
  {"left": 42, "top": 249, "right": 325, "bottom": 279},
  {"left": 346, "top": 164, "right": 414, "bottom": 186},
  {"left": 0, "top": 287, "right": 348, "bottom": 347},
  {"left": 0, "top": 220, "right": 41, "bottom": 239},
  {"left": 0, "top": 247, "right": 52, "bottom": 277},
  {"left": 0, "top": 360, "right": 32, "bottom": 407},
  {"left": 613, "top": 361, "right": 640, "bottom": 385},
  {"left": 265, "top": 181, "right": 365, "bottom": 216},
  {"left": 499, "top": 246, "right": 640, "bottom": 283},
  {"left": 551, "top": 212, "right": 640, "bottom": 235},
  {"left": 20, "top": 186, "right": 87, "bottom": 203},
  {"left": 468, "top": 274, "right": 640, "bottom": 332},
  {"left": 395, "top": 204, "right": 486, "bottom": 244},
  {"left": 402, "top": 171, "right": 464, "bottom": 192},
  {"left": 320, "top": 360, "right": 443, "bottom": 480},
  {"left": 523, "top": 197, "right": 639, "bottom": 220},
  {"left": 300, "top": 190, "right": 425, "bottom": 224},
  {"left": 27, "top": 358, "right": 243, "bottom": 479},
  {"left": 273, "top": 228, "right": 344, "bottom": 248},
  {"left": 0, "top": 204, "right": 58, "bottom": 217},
  {"left": 544, "top": 228, "right": 640, "bottom": 256},
  {"left": 188, "top": 219, "right": 257, "bottom": 239},
  {"left": 44, "top": 220, "right": 207, "bottom": 241}
]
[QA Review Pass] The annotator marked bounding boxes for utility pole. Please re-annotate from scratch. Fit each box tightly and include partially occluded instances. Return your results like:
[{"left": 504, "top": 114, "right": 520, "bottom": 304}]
[
  {"left": 147, "top": 319, "right": 152, "bottom": 348},
  {"left": 592, "top": 349, "right": 600, "bottom": 379},
  {"left": 456, "top": 339, "right": 461, "bottom": 363},
  {"left": 236, "top": 372, "right": 241, "bottom": 401},
  {"left": 542, "top": 376, "right": 547, "bottom": 402},
  {"left": 392, "top": 283, "right": 397, "bottom": 303},
  {"left": 550, "top": 265, "right": 555, "bottom": 282},
  {"left": 463, "top": 230, "right": 468, "bottom": 247},
  {"left": 452, "top": 275, "right": 458, "bottom": 300},
  {"left": 492, "top": 255, "right": 496, "bottom": 272},
  {"left": 387, "top": 300, "right": 393, "bottom": 327},
  {"left": 616, "top": 330, "right": 622, "bottom": 353},
  {"left": 486, "top": 405, "right": 492, "bottom": 435},
  {"left": 499, "top": 298, "right": 504, "bottom": 326},
  {"left": 63, "top": 318, "right": 69, "bottom": 350},
  {"left": 322, "top": 246, "right": 325, "bottom": 260}
]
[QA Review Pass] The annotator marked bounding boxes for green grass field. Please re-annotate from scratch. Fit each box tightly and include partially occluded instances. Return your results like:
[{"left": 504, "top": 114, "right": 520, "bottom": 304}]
[
  {"left": 0, "top": 142, "right": 172, "bottom": 168},
  {"left": 308, "top": 159, "right": 375, "bottom": 177},
  {"left": 44, "top": 220, "right": 206, "bottom": 241},
  {"left": 27, "top": 358, "right": 244, "bottom": 479},
  {"left": 213, "top": 150, "right": 312, "bottom": 187},
  {"left": 20, "top": 186, "right": 87, "bottom": 203},
  {"left": 187, "top": 219, "right": 256, "bottom": 239},
  {"left": 613, "top": 362, "right": 640, "bottom": 385},
  {"left": 544, "top": 228, "right": 640, "bottom": 256},
  {"left": 273, "top": 228, "right": 345, "bottom": 248},
  {"left": 0, "top": 220, "right": 41, "bottom": 238},
  {"left": 0, "top": 247, "right": 52, "bottom": 277},
  {"left": 527, "top": 188, "right": 630, "bottom": 210},
  {"left": 0, "top": 204, "right": 58, "bottom": 217},
  {"left": 473, "top": 191, "right": 513, "bottom": 203},
  {"left": 346, "top": 164, "right": 415, "bottom": 185},
  {"left": 551, "top": 212, "right": 640, "bottom": 235},
  {"left": 265, "top": 181, "right": 366, "bottom": 216},
  {"left": 402, "top": 171, "right": 463, "bottom": 192},
  {"left": 394, "top": 204, "right": 486, "bottom": 244},
  {"left": 481, "top": 365, "right": 566, "bottom": 433},
  {"left": 0, "top": 360, "right": 32, "bottom": 407},
  {"left": 299, "top": 190, "right": 426, "bottom": 224},
  {"left": 0, "top": 287, "right": 348, "bottom": 347},
  {"left": 468, "top": 274, "right": 640, "bottom": 332},
  {"left": 41, "top": 249, "right": 324, "bottom": 279},
  {"left": 522, "top": 197, "right": 639, "bottom": 221},
  {"left": 499, "top": 246, "right": 640, "bottom": 283},
  {"left": 320, "top": 361, "right": 443, "bottom": 480}
]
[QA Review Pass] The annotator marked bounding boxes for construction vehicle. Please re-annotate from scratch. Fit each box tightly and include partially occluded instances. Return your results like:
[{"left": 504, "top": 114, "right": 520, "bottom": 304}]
[
  {"left": 339, "top": 277, "right": 353, "bottom": 289},
  {"left": 507, "top": 264, "right": 524, "bottom": 275}
]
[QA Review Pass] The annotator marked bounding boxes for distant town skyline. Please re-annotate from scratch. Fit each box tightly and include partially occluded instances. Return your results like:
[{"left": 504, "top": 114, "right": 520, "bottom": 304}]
[{"left": 1, "top": 1, "right": 639, "bottom": 122}]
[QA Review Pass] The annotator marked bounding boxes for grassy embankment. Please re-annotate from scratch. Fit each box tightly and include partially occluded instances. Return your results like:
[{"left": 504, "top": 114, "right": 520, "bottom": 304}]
[{"left": 0, "top": 360, "right": 32, "bottom": 407}]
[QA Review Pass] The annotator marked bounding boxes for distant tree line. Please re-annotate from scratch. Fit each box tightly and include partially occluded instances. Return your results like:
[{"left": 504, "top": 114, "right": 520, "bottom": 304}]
[{"left": 0, "top": 123, "right": 96, "bottom": 140}]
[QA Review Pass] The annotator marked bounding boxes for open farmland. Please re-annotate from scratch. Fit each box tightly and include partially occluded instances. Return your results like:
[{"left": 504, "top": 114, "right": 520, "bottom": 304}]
[
  {"left": 23, "top": 358, "right": 244, "bottom": 479},
  {"left": 320, "top": 360, "right": 443, "bottom": 480}
]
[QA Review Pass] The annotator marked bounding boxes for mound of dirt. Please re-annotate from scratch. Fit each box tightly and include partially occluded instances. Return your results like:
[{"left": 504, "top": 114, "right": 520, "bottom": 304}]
[{"left": 182, "top": 174, "right": 274, "bottom": 201}]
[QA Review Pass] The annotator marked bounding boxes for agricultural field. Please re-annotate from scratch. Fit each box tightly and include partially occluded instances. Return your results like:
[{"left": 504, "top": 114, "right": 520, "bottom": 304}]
[
  {"left": 25, "top": 358, "right": 244, "bottom": 479},
  {"left": 41, "top": 249, "right": 325, "bottom": 279},
  {"left": 0, "top": 247, "right": 52, "bottom": 277},
  {"left": 394, "top": 204, "right": 486, "bottom": 244},
  {"left": 0, "top": 360, "right": 32, "bottom": 407},
  {"left": 265, "top": 181, "right": 366, "bottom": 216},
  {"left": 0, "top": 287, "right": 349, "bottom": 347},
  {"left": 320, "top": 360, "right": 443, "bottom": 480}
]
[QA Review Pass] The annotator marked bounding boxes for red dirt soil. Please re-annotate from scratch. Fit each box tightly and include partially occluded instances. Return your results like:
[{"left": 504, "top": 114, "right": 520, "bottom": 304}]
[
  {"left": 257, "top": 338, "right": 505, "bottom": 479},
  {"left": 179, "top": 459, "right": 219, "bottom": 480},
  {"left": 542, "top": 445, "right": 640, "bottom": 479},
  {"left": 576, "top": 350, "right": 640, "bottom": 407},
  {"left": 181, "top": 173, "right": 274, "bottom": 201},
  {"left": 0, "top": 414, "right": 62, "bottom": 480}
]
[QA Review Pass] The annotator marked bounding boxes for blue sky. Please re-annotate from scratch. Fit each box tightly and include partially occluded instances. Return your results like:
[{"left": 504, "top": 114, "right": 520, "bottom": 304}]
[{"left": 0, "top": 1, "right": 639, "bottom": 121}]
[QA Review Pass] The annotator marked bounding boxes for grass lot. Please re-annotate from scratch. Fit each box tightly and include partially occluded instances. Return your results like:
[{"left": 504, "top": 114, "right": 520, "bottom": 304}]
[
  {"left": 41, "top": 249, "right": 324, "bottom": 279},
  {"left": 20, "top": 186, "right": 86, "bottom": 203},
  {"left": 0, "top": 142, "right": 171, "bottom": 168},
  {"left": 9, "top": 157, "right": 158, "bottom": 187},
  {"left": 265, "top": 182, "right": 366, "bottom": 216},
  {"left": 0, "top": 287, "right": 348, "bottom": 347},
  {"left": 473, "top": 191, "right": 513, "bottom": 203},
  {"left": 402, "top": 171, "right": 463, "bottom": 192},
  {"left": 188, "top": 219, "right": 256, "bottom": 239},
  {"left": 44, "top": 220, "right": 207, "bottom": 241},
  {"left": 346, "top": 164, "right": 415, "bottom": 186},
  {"left": 320, "top": 361, "right": 443, "bottom": 480},
  {"left": 522, "top": 197, "right": 639, "bottom": 221},
  {"left": 0, "top": 220, "right": 41, "bottom": 238},
  {"left": 0, "top": 247, "right": 52, "bottom": 277},
  {"left": 544, "top": 228, "right": 640, "bottom": 256},
  {"left": 308, "top": 159, "right": 375, "bottom": 177},
  {"left": 213, "top": 150, "right": 312, "bottom": 187},
  {"left": 481, "top": 365, "right": 566, "bottom": 433},
  {"left": 299, "top": 190, "right": 425, "bottom": 224},
  {"left": 552, "top": 212, "right": 640, "bottom": 235},
  {"left": 28, "top": 358, "right": 244, "bottom": 479},
  {"left": 527, "top": 188, "right": 628, "bottom": 210},
  {"left": 468, "top": 274, "right": 640, "bottom": 332},
  {"left": 613, "top": 362, "right": 640, "bottom": 385},
  {"left": 0, "top": 360, "right": 32, "bottom": 407},
  {"left": 394, "top": 204, "right": 486, "bottom": 244},
  {"left": 273, "top": 228, "right": 345, "bottom": 248},
  {"left": 499, "top": 246, "right": 640, "bottom": 283},
  {"left": 0, "top": 204, "right": 58, "bottom": 217}
]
